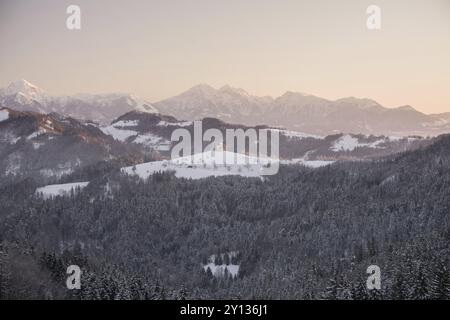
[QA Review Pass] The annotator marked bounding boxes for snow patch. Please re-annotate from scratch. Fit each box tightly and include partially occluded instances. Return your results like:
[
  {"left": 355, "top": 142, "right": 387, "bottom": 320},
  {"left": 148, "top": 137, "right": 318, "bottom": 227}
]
[
  {"left": 35, "top": 182, "right": 89, "bottom": 199},
  {"left": 0, "top": 109, "right": 9, "bottom": 122},
  {"left": 132, "top": 133, "right": 171, "bottom": 151},
  {"left": 157, "top": 120, "right": 192, "bottom": 127},
  {"left": 32, "top": 142, "right": 44, "bottom": 150},
  {"left": 331, "top": 135, "right": 385, "bottom": 152},
  {"left": 281, "top": 158, "right": 334, "bottom": 168},
  {"left": 122, "top": 150, "right": 276, "bottom": 180},
  {"left": 112, "top": 120, "right": 139, "bottom": 127},
  {"left": 203, "top": 263, "right": 239, "bottom": 278},
  {"left": 203, "top": 252, "right": 240, "bottom": 278},
  {"left": 0, "top": 131, "right": 20, "bottom": 144},
  {"left": 39, "top": 168, "right": 74, "bottom": 178},
  {"left": 271, "top": 129, "right": 322, "bottom": 140},
  {"left": 381, "top": 175, "right": 397, "bottom": 185},
  {"left": 26, "top": 130, "right": 45, "bottom": 140},
  {"left": 100, "top": 125, "right": 137, "bottom": 142}
]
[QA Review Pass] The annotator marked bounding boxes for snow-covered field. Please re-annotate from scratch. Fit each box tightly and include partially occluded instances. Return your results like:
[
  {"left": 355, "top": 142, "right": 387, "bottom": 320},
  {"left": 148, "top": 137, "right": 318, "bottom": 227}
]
[
  {"left": 122, "top": 150, "right": 277, "bottom": 180},
  {"left": 331, "top": 134, "right": 385, "bottom": 152},
  {"left": 0, "top": 109, "right": 9, "bottom": 122},
  {"left": 35, "top": 182, "right": 89, "bottom": 199},
  {"left": 122, "top": 149, "right": 334, "bottom": 180}
]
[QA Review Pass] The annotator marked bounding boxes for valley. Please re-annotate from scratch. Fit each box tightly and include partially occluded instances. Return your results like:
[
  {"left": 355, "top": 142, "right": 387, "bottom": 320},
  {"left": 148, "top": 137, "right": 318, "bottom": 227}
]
[{"left": 0, "top": 80, "right": 448, "bottom": 300}]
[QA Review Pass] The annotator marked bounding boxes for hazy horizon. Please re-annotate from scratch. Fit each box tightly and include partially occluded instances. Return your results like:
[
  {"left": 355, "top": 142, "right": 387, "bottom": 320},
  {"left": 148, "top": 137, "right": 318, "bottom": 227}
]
[{"left": 1, "top": 0, "right": 449, "bottom": 113}]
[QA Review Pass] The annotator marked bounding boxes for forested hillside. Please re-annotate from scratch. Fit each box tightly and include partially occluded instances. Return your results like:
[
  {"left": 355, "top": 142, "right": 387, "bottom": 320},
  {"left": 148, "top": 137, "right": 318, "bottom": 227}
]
[{"left": 1, "top": 135, "right": 449, "bottom": 299}]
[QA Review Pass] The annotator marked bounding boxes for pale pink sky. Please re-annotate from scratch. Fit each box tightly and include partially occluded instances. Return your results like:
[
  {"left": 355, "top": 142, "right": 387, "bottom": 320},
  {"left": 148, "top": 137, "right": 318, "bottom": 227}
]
[{"left": 0, "top": 0, "right": 449, "bottom": 113}]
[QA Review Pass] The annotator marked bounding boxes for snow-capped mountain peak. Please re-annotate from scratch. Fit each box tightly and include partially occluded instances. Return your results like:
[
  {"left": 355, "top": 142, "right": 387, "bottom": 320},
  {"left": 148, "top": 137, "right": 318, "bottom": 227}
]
[
  {"left": 0, "top": 80, "right": 157, "bottom": 123},
  {"left": 184, "top": 84, "right": 216, "bottom": 96},
  {"left": 131, "top": 95, "right": 158, "bottom": 114},
  {"left": 218, "top": 85, "right": 251, "bottom": 97},
  {"left": 334, "top": 97, "right": 381, "bottom": 110},
  {"left": 3, "top": 79, "right": 46, "bottom": 102},
  {"left": 395, "top": 105, "right": 417, "bottom": 112}
]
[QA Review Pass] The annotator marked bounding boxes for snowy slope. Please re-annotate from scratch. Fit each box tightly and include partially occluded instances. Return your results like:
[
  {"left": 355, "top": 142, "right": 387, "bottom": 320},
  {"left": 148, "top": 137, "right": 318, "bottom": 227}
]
[
  {"left": 100, "top": 117, "right": 171, "bottom": 150},
  {"left": 101, "top": 125, "right": 138, "bottom": 142}
]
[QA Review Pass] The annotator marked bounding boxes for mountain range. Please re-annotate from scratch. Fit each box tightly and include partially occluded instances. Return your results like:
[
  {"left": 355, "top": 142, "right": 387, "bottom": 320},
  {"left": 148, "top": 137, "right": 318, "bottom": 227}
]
[
  {"left": 154, "top": 84, "right": 450, "bottom": 136},
  {"left": 1, "top": 80, "right": 450, "bottom": 136},
  {"left": 0, "top": 105, "right": 430, "bottom": 181},
  {"left": 0, "top": 80, "right": 157, "bottom": 124}
]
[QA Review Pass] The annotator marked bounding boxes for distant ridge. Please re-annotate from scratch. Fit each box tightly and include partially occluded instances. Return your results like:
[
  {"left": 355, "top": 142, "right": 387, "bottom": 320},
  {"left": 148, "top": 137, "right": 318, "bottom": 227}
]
[{"left": 1, "top": 80, "right": 450, "bottom": 136}]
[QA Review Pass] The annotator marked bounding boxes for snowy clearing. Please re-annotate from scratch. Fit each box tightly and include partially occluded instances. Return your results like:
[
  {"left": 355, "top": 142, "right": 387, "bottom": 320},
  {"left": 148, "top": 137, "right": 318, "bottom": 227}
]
[
  {"left": 331, "top": 135, "right": 385, "bottom": 152},
  {"left": 123, "top": 150, "right": 334, "bottom": 180},
  {"left": 122, "top": 150, "right": 277, "bottom": 180},
  {"left": 202, "top": 252, "right": 240, "bottom": 278},
  {"left": 203, "top": 263, "right": 240, "bottom": 278},
  {"left": 35, "top": 182, "right": 89, "bottom": 199}
]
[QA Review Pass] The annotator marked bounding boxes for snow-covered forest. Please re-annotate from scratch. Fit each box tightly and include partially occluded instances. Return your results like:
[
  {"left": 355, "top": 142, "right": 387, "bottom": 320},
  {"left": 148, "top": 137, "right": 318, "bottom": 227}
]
[{"left": 1, "top": 134, "right": 449, "bottom": 299}]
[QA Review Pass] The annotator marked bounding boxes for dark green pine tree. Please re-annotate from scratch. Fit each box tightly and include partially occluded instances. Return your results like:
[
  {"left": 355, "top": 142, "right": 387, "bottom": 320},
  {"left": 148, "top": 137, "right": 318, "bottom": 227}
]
[
  {"left": 322, "top": 276, "right": 351, "bottom": 300},
  {"left": 408, "top": 268, "right": 429, "bottom": 300},
  {"left": 176, "top": 286, "right": 188, "bottom": 300},
  {"left": 350, "top": 280, "right": 369, "bottom": 300},
  {"left": 367, "top": 287, "right": 383, "bottom": 300},
  {"left": 0, "top": 245, "right": 10, "bottom": 299},
  {"left": 390, "top": 271, "right": 408, "bottom": 300},
  {"left": 429, "top": 259, "right": 450, "bottom": 300},
  {"left": 224, "top": 253, "right": 230, "bottom": 266}
]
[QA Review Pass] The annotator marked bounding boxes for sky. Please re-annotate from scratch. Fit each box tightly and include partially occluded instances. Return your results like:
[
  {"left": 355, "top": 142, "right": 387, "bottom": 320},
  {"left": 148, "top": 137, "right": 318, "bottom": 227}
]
[{"left": 0, "top": 0, "right": 449, "bottom": 113}]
